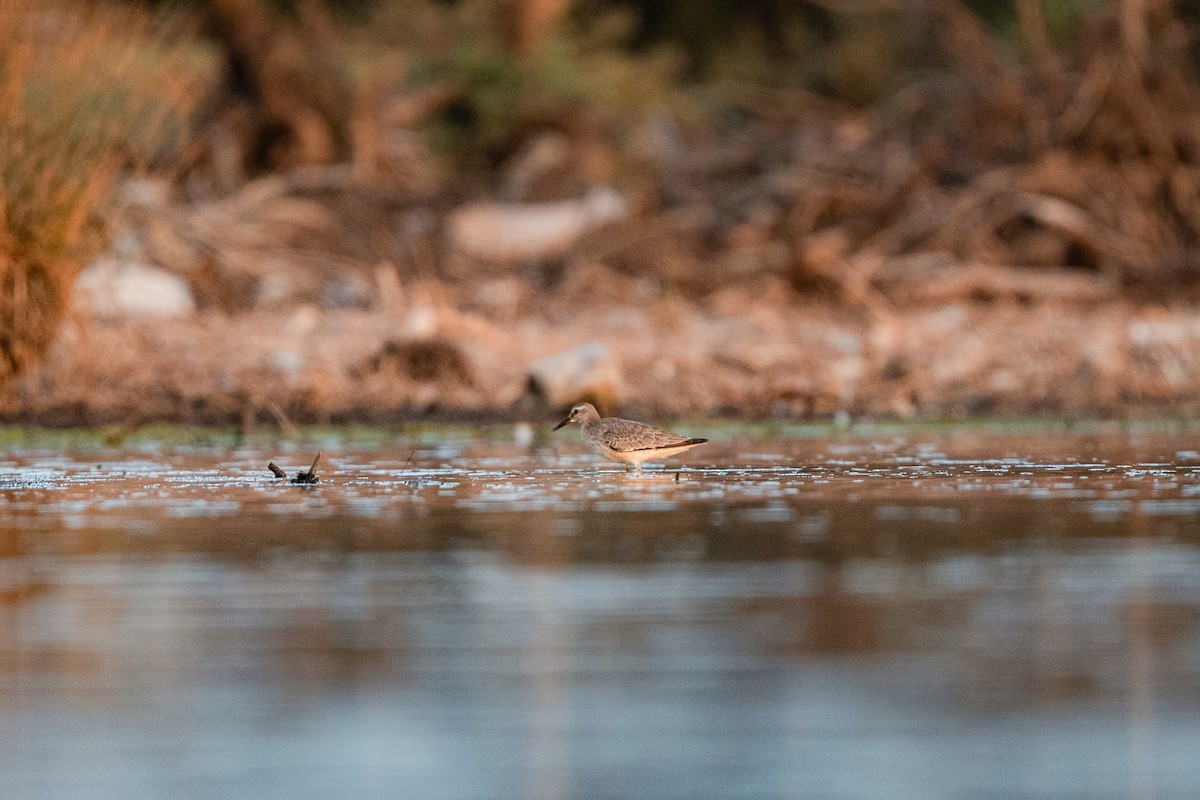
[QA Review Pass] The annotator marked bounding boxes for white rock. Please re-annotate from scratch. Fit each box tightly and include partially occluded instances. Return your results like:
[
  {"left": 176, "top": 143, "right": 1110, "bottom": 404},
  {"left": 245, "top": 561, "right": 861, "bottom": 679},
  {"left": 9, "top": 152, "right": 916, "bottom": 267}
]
[
  {"left": 401, "top": 303, "right": 439, "bottom": 339},
  {"left": 447, "top": 187, "right": 628, "bottom": 263},
  {"left": 284, "top": 305, "right": 321, "bottom": 337},
  {"left": 512, "top": 421, "right": 535, "bottom": 448},
  {"left": 527, "top": 343, "right": 623, "bottom": 408},
  {"left": 75, "top": 259, "right": 195, "bottom": 319},
  {"left": 268, "top": 349, "right": 304, "bottom": 376}
]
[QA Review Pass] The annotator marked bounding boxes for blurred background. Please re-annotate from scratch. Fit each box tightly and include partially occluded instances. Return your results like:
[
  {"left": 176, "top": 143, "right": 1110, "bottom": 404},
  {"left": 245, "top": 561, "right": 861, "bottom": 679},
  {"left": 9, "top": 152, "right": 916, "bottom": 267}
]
[{"left": 5, "top": 0, "right": 1200, "bottom": 426}]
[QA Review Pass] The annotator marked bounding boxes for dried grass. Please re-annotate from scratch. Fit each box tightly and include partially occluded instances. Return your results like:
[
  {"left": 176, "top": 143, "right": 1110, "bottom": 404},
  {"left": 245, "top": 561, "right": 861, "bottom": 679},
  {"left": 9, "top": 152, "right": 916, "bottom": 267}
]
[
  {"left": 0, "top": 0, "right": 214, "bottom": 380},
  {"left": 780, "top": 2, "right": 1200, "bottom": 306}
]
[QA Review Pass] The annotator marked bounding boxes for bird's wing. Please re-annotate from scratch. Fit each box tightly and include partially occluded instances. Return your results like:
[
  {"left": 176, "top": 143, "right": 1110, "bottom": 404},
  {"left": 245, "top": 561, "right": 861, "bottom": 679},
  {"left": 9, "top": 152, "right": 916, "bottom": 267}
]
[{"left": 601, "top": 420, "right": 692, "bottom": 452}]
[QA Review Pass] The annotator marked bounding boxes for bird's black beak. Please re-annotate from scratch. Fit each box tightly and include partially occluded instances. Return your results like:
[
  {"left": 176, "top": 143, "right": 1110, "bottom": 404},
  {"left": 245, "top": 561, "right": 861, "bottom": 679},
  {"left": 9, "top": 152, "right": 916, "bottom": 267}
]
[{"left": 553, "top": 415, "right": 570, "bottom": 431}]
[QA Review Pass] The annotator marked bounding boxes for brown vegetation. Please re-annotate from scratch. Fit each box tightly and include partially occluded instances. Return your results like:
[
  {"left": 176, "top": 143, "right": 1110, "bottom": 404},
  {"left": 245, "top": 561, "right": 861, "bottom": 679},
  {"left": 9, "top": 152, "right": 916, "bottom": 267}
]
[{"left": 0, "top": 0, "right": 213, "bottom": 379}]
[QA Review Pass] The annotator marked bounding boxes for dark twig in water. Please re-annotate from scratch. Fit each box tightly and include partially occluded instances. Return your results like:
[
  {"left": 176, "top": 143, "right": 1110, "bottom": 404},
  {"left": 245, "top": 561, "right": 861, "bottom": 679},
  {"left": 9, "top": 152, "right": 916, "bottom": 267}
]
[
  {"left": 267, "top": 452, "right": 321, "bottom": 484},
  {"left": 295, "top": 452, "right": 321, "bottom": 484}
]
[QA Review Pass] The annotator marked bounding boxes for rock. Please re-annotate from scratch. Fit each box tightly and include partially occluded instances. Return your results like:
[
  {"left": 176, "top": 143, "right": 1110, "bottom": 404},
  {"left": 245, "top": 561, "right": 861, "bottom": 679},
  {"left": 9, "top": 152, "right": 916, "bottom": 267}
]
[
  {"left": 267, "top": 349, "right": 304, "bottom": 376},
  {"left": 117, "top": 177, "right": 173, "bottom": 210},
  {"left": 527, "top": 343, "right": 623, "bottom": 410},
  {"left": 627, "top": 114, "right": 686, "bottom": 168},
  {"left": 75, "top": 259, "right": 196, "bottom": 319},
  {"left": 400, "top": 303, "right": 439, "bottom": 339},
  {"left": 323, "top": 277, "right": 374, "bottom": 310},
  {"left": 447, "top": 187, "right": 629, "bottom": 263},
  {"left": 253, "top": 270, "right": 297, "bottom": 309}
]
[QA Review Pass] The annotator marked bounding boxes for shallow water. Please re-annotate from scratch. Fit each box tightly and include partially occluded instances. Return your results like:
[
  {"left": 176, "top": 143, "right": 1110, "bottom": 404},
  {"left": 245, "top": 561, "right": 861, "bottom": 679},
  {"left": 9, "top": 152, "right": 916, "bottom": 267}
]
[{"left": 2, "top": 427, "right": 1200, "bottom": 799}]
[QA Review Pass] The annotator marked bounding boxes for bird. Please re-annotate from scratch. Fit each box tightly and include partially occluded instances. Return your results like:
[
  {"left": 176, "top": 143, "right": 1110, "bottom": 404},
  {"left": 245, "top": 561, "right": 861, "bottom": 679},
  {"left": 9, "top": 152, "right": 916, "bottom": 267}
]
[{"left": 552, "top": 402, "right": 707, "bottom": 471}]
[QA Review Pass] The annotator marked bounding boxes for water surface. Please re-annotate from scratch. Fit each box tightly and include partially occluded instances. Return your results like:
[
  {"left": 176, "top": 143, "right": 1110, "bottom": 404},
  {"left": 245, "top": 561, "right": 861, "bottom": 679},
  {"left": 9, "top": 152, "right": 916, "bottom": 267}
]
[{"left": 2, "top": 427, "right": 1199, "bottom": 799}]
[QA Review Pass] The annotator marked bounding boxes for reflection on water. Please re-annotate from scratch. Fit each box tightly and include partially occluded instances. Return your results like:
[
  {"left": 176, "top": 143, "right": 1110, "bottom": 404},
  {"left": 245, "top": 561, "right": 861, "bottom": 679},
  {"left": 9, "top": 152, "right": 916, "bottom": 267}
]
[{"left": 2, "top": 430, "right": 1200, "bottom": 799}]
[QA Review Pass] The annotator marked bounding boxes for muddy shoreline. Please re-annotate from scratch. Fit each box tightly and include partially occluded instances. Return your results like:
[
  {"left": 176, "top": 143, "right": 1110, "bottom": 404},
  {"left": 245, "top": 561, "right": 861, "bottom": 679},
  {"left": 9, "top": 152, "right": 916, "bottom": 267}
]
[{"left": 5, "top": 287, "right": 1200, "bottom": 429}]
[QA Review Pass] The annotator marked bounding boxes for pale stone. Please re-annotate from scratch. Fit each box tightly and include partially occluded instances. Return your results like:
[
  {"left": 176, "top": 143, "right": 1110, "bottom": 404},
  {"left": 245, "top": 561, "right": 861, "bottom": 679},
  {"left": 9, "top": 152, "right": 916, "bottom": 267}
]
[
  {"left": 447, "top": 187, "right": 628, "bottom": 263},
  {"left": 75, "top": 259, "right": 195, "bottom": 319},
  {"left": 527, "top": 343, "right": 623, "bottom": 409}
]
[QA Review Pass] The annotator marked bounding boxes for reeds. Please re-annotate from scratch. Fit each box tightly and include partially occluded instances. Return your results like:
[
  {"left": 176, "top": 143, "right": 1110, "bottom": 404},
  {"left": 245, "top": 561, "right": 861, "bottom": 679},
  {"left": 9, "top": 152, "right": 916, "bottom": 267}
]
[{"left": 0, "top": 0, "right": 213, "bottom": 380}]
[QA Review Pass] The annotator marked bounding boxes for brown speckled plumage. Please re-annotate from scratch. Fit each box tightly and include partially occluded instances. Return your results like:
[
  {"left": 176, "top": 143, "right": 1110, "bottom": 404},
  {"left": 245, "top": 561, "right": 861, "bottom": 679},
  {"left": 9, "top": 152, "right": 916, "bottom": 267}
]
[{"left": 553, "top": 402, "right": 707, "bottom": 470}]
